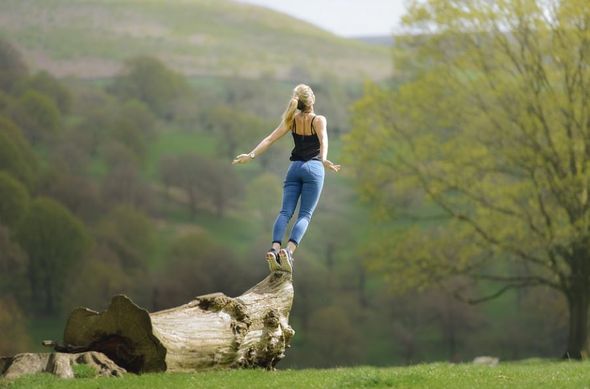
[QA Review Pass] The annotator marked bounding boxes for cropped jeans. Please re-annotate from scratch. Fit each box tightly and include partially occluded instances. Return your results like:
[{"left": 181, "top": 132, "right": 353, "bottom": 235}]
[{"left": 272, "top": 160, "right": 325, "bottom": 246}]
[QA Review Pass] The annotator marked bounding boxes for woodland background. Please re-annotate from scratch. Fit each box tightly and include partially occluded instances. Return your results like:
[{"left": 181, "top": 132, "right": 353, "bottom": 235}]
[{"left": 0, "top": 0, "right": 573, "bottom": 367}]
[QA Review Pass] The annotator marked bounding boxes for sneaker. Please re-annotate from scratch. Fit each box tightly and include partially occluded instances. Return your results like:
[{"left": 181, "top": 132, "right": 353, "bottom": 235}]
[
  {"left": 278, "top": 248, "right": 294, "bottom": 273},
  {"left": 266, "top": 248, "right": 281, "bottom": 272}
]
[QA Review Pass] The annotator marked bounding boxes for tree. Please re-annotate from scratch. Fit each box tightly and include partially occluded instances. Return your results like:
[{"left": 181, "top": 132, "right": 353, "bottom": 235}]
[
  {"left": 0, "top": 171, "right": 29, "bottom": 229},
  {"left": 16, "top": 71, "right": 72, "bottom": 114},
  {"left": 0, "top": 38, "right": 28, "bottom": 92},
  {"left": 94, "top": 205, "right": 156, "bottom": 272},
  {"left": 10, "top": 90, "right": 61, "bottom": 145},
  {"left": 101, "top": 141, "right": 154, "bottom": 210},
  {"left": 0, "top": 117, "right": 38, "bottom": 189},
  {"left": 201, "top": 159, "right": 243, "bottom": 217},
  {"left": 62, "top": 246, "right": 137, "bottom": 312},
  {"left": 15, "top": 197, "right": 91, "bottom": 315},
  {"left": 305, "top": 306, "right": 363, "bottom": 367},
  {"left": 0, "top": 297, "right": 32, "bottom": 355},
  {"left": 158, "top": 154, "right": 242, "bottom": 218},
  {"left": 205, "top": 106, "right": 271, "bottom": 160},
  {"left": 0, "top": 225, "right": 29, "bottom": 306},
  {"left": 152, "top": 232, "right": 242, "bottom": 310},
  {"left": 108, "top": 56, "right": 188, "bottom": 118},
  {"left": 346, "top": 0, "right": 590, "bottom": 359},
  {"left": 38, "top": 168, "right": 102, "bottom": 223},
  {"left": 110, "top": 99, "right": 156, "bottom": 161}
]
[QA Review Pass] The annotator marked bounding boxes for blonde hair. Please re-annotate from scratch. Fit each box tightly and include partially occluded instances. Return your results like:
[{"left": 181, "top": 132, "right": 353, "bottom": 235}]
[{"left": 281, "top": 84, "right": 315, "bottom": 129}]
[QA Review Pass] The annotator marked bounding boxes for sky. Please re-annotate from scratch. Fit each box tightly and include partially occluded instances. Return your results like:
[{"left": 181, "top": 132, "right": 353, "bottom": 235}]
[{"left": 237, "top": 0, "right": 408, "bottom": 37}]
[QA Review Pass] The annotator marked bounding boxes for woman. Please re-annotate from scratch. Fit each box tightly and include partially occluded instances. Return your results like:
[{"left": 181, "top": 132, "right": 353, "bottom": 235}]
[{"left": 232, "top": 84, "right": 341, "bottom": 273}]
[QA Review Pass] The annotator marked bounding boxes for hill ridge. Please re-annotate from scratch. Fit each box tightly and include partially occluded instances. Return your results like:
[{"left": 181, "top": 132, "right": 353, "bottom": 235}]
[{"left": 0, "top": 0, "right": 390, "bottom": 80}]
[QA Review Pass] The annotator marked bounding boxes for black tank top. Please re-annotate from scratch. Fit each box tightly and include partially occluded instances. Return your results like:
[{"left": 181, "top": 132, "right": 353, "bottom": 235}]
[{"left": 289, "top": 115, "right": 321, "bottom": 161}]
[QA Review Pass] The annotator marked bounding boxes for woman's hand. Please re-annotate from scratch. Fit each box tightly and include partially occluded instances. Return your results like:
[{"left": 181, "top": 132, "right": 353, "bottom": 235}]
[
  {"left": 232, "top": 153, "right": 253, "bottom": 165},
  {"left": 322, "top": 159, "right": 341, "bottom": 172}
]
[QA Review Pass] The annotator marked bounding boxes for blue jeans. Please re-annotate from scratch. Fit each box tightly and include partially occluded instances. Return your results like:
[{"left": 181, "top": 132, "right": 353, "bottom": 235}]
[{"left": 272, "top": 160, "right": 325, "bottom": 246}]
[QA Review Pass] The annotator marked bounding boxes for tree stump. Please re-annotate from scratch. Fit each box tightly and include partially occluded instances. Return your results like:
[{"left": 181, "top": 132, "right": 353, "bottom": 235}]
[{"left": 50, "top": 271, "right": 294, "bottom": 373}]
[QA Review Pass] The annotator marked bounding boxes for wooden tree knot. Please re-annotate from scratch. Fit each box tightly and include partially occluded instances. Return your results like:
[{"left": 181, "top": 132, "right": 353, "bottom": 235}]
[
  {"left": 230, "top": 320, "right": 249, "bottom": 336},
  {"left": 281, "top": 324, "right": 295, "bottom": 345},
  {"left": 195, "top": 293, "right": 231, "bottom": 311},
  {"left": 268, "top": 272, "right": 292, "bottom": 286},
  {"left": 263, "top": 309, "right": 280, "bottom": 329},
  {"left": 225, "top": 300, "right": 250, "bottom": 324}
]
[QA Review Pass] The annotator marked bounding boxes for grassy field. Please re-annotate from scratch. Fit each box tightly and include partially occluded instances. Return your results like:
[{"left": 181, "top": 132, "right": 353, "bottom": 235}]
[
  {"left": 0, "top": 0, "right": 390, "bottom": 80},
  {"left": 3, "top": 360, "right": 590, "bottom": 388}
]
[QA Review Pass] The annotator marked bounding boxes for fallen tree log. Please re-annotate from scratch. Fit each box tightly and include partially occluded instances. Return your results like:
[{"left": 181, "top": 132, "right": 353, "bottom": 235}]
[{"left": 48, "top": 271, "right": 294, "bottom": 373}]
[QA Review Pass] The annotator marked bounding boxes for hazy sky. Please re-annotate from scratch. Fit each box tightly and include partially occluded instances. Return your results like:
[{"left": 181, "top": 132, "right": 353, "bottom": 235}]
[{"left": 237, "top": 0, "right": 408, "bottom": 37}]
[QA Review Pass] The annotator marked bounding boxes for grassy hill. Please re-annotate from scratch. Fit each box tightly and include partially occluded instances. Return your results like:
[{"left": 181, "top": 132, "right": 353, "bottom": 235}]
[{"left": 0, "top": 0, "right": 391, "bottom": 81}]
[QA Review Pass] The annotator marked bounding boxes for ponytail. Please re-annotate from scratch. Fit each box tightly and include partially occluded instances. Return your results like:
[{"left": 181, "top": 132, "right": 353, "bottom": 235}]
[
  {"left": 281, "top": 97, "right": 299, "bottom": 130},
  {"left": 281, "top": 84, "right": 315, "bottom": 129}
]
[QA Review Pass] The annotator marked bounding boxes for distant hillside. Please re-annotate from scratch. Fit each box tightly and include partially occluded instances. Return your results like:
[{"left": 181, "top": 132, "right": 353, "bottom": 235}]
[
  {"left": 355, "top": 35, "right": 394, "bottom": 46},
  {"left": 0, "top": 0, "right": 391, "bottom": 81}
]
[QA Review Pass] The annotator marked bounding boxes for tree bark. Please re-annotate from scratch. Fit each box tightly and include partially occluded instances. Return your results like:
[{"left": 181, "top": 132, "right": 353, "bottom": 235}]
[
  {"left": 564, "top": 290, "right": 589, "bottom": 360},
  {"left": 50, "top": 271, "right": 294, "bottom": 373}
]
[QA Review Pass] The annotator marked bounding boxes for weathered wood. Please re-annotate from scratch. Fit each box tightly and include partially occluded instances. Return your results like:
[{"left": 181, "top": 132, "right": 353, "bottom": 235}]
[
  {"left": 56, "top": 271, "right": 294, "bottom": 373},
  {"left": 0, "top": 351, "right": 125, "bottom": 379}
]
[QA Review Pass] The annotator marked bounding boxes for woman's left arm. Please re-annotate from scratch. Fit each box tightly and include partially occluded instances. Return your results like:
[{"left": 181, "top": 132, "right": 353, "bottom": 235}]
[
  {"left": 315, "top": 116, "right": 341, "bottom": 173},
  {"left": 232, "top": 123, "right": 290, "bottom": 165}
]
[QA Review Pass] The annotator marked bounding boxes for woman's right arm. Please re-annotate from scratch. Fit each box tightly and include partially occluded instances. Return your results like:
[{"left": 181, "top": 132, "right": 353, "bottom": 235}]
[{"left": 232, "top": 124, "right": 290, "bottom": 165}]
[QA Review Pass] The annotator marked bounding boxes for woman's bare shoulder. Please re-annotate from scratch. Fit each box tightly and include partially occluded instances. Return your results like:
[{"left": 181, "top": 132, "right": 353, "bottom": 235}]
[{"left": 314, "top": 115, "right": 327, "bottom": 126}]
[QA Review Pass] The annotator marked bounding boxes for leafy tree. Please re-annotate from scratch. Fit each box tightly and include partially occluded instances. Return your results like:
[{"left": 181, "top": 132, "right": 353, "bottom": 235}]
[
  {"left": 0, "top": 171, "right": 29, "bottom": 229},
  {"left": 101, "top": 141, "right": 154, "bottom": 210},
  {"left": 15, "top": 197, "right": 91, "bottom": 314},
  {"left": 108, "top": 56, "right": 188, "bottom": 118},
  {"left": 0, "top": 225, "right": 29, "bottom": 306},
  {"left": 0, "top": 117, "right": 38, "bottom": 189},
  {"left": 10, "top": 90, "right": 61, "bottom": 144},
  {"left": 0, "top": 38, "right": 28, "bottom": 92},
  {"left": 152, "top": 232, "right": 241, "bottom": 310},
  {"left": 38, "top": 168, "right": 102, "bottom": 223},
  {"left": 346, "top": 0, "right": 590, "bottom": 358},
  {"left": 0, "top": 296, "right": 32, "bottom": 355},
  {"left": 67, "top": 84, "right": 117, "bottom": 156},
  {"left": 95, "top": 205, "right": 156, "bottom": 271},
  {"left": 159, "top": 154, "right": 207, "bottom": 218},
  {"left": 16, "top": 71, "right": 72, "bottom": 114},
  {"left": 159, "top": 154, "right": 242, "bottom": 218},
  {"left": 205, "top": 106, "right": 271, "bottom": 160},
  {"left": 63, "top": 245, "right": 138, "bottom": 312},
  {"left": 0, "top": 91, "right": 13, "bottom": 114},
  {"left": 305, "top": 305, "right": 363, "bottom": 367},
  {"left": 110, "top": 99, "right": 157, "bottom": 161},
  {"left": 201, "top": 159, "right": 243, "bottom": 217}
]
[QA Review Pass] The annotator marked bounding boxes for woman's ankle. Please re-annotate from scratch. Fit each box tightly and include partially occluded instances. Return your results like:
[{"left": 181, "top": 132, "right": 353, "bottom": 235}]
[{"left": 286, "top": 241, "right": 297, "bottom": 254}]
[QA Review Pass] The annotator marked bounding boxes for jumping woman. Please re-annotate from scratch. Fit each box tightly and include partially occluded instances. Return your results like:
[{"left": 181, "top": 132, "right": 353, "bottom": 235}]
[{"left": 232, "top": 84, "right": 341, "bottom": 273}]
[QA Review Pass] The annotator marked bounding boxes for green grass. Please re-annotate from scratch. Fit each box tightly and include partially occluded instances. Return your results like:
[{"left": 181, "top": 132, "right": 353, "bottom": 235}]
[
  {"left": 144, "top": 130, "right": 219, "bottom": 179},
  {"left": 4, "top": 361, "right": 590, "bottom": 388}
]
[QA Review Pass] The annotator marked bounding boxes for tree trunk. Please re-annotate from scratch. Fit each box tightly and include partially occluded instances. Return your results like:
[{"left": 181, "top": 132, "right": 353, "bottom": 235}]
[
  {"left": 564, "top": 290, "right": 589, "bottom": 360},
  {"left": 48, "top": 272, "right": 294, "bottom": 373}
]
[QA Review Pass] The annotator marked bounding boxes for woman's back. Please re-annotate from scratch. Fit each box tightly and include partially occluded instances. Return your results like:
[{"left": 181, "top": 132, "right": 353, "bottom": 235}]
[
  {"left": 290, "top": 112, "right": 321, "bottom": 161},
  {"left": 292, "top": 112, "right": 317, "bottom": 136}
]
